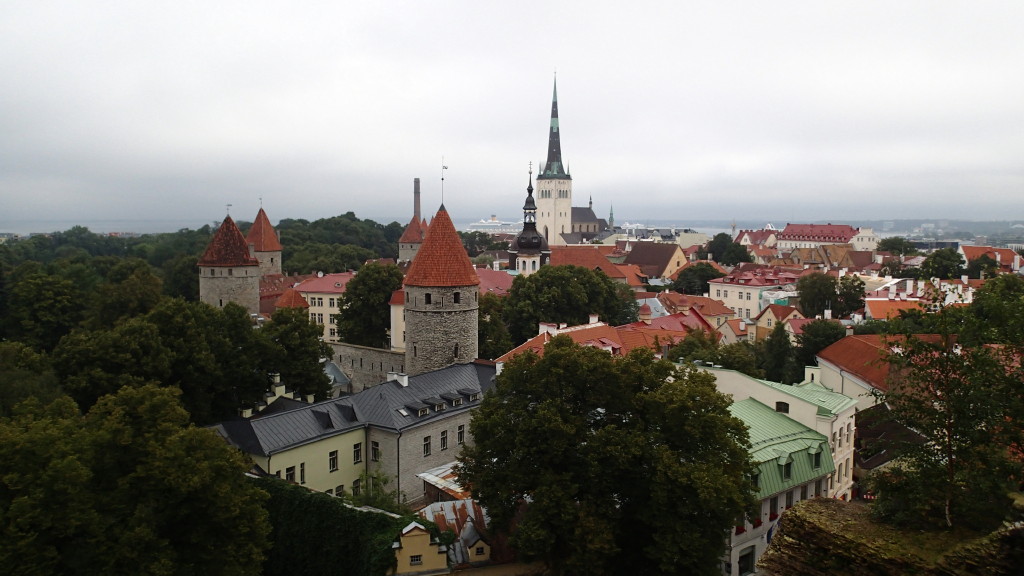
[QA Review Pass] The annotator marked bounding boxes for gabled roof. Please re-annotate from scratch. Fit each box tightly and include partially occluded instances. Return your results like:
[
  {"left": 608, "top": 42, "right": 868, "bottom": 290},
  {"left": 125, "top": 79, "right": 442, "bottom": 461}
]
[
  {"left": 496, "top": 317, "right": 695, "bottom": 363},
  {"left": 246, "top": 208, "right": 283, "bottom": 252},
  {"left": 622, "top": 242, "right": 685, "bottom": 278},
  {"left": 785, "top": 317, "right": 840, "bottom": 336},
  {"left": 274, "top": 288, "right": 309, "bottom": 309},
  {"left": 198, "top": 215, "right": 259, "bottom": 267},
  {"left": 864, "top": 299, "right": 921, "bottom": 320},
  {"left": 815, "top": 334, "right": 932, "bottom": 392},
  {"left": 475, "top": 267, "right": 514, "bottom": 296},
  {"left": 404, "top": 206, "right": 480, "bottom": 287},
  {"left": 755, "top": 304, "right": 801, "bottom": 323}
]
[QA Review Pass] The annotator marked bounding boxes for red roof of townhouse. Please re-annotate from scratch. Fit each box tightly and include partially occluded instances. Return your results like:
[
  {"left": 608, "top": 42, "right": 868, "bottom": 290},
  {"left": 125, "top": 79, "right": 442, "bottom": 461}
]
[
  {"left": 736, "top": 229, "right": 776, "bottom": 246},
  {"left": 777, "top": 223, "right": 859, "bottom": 243},
  {"left": 404, "top": 206, "right": 480, "bottom": 287},
  {"left": 246, "top": 208, "right": 283, "bottom": 252},
  {"left": 960, "top": 245, "right": 1020, "bottom": 271},
  {"left": 755, "top": 304, "right": 801, "bottom": 322},
  {"left": 816, "top": 334, "right": 943, "bottom": 392},
  {"left": 709, "top": 267, "right": 799, "bottom": 287},
  {"left": 274, "top": 288, "right": 310, "bottom": 309},
  {"left": 549, "top": 245, "right": 627, "bottom": 279},
  {"left": 198, "top": 215, "right": 260, "bottom": 267},
  {"left": 476, "top": 267, "right": 514, "bottom": 296},
  {"left": 295, "top": 272, "right": 357, "bottom": 294},
  {"left": 786, "top": 317, "right": 841, "bottom": 336},
  {"left": 864, "top": 299, "right": 923, "bottom": 320},
  {"left": 495, "top": 317, "right": 694, "bottom": 364}
]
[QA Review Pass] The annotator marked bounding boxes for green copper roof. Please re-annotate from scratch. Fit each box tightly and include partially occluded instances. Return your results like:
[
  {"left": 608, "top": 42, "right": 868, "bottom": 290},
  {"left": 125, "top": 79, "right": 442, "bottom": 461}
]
[
  {"left": 729, "top": 398, "right": 835, "bottom": 499},
  {"left": 538, "top": 78, "right": 569, "bottom": 180},
  {"left": 757, "top": 378, "right": 858, "bottom": 417}
]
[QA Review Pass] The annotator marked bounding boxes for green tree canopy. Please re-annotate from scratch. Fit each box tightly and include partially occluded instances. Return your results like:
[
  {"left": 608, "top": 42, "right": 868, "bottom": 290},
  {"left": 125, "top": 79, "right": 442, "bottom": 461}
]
[
  {"left": 502, "top": 265, "right": 638, "bottom": 344},
  {"left": 835, "top": 274, "right": 866, "bottom": 318},
  {"left": 920, "top": 248, "right": 965, "bottom": 280},
  {"left": 795, "top": 272, "right": 837, "bottom": 319},
  {"left": 759, "top": 322, "right": 801, "bottom": 384},
  {"left": 876, "top": 237, "right": 919, "bottom": 256},
  {"left": 793, "top": 319, "right": 847, "bottom": 368},
  {"left": 0, "top": 386, "right": 270, "bottom": 575},
  {"left": 264, "top": 307, "right": 333, "bottom": 400},
  {"left": 965, "top": 254, "right": 999, "bottom": 279},
  {"left": 477, "top": 292, "right": 513, "bottom": 360},
  {"left": 335, "top": 262, "right": 405, "bottom": 348},
  {"left": 670, "top": 262, "right": 725, "bottom": 295},
  {"left": 457, "top": 337, "right": 756, "bottom": 575},
  {"left": 869, "top": 333, "right": 1023, "bottom": 530}
]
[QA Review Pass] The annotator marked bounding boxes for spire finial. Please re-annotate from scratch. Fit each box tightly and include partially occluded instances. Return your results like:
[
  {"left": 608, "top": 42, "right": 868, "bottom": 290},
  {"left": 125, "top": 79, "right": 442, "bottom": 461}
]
[
  {"left": 441, "top": 157, "right": 448, "bottom": 204},
  {"left": 226, "top": 203, "right": 232, "bottom": 215}
]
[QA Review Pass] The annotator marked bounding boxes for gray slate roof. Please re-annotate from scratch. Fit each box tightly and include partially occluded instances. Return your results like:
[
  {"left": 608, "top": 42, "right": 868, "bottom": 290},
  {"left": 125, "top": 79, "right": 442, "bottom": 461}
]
[{"left": 212, "top": 361, "right": 496, "bottom": 456}]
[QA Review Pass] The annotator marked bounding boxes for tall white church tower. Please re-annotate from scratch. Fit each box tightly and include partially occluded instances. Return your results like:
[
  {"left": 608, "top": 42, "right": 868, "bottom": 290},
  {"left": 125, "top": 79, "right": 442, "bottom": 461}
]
[{"left": 534, "top": 79, "right": 573, "bottom": 247}]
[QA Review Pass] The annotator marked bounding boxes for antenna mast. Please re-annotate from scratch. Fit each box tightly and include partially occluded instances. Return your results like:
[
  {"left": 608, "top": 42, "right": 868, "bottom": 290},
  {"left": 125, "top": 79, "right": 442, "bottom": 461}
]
[{"left": 441, "top": 157, "right": 448, "bottom": 204}]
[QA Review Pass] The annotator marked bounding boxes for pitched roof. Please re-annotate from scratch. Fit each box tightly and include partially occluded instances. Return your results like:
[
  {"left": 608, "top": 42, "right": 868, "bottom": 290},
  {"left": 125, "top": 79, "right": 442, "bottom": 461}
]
[
  {"left": 864, "top": 299, "right": 922, "bottom": 320},
  {"left": 295, "top": 272, "right": 357, "bottom": 294},
  {"left": 198, "top": 215, "right": 259, "bottom": 267},
  {"left": 495, "top": 317, "right": 694, "bottom": 363},
  {"left": 399, "top": 215, "right": 426, "bottom": 243},
  {"left": 404, "top": 206, "right": 480, "bottom": 287},
  {"left": 622, "top": 242, "right": 685, "bottom": 278},
  {"left": 548, "top": 246, "right": 626, "bottom": 279},
  {"left": 816, "top": 335, "right": 895, "bottom": 391},
  {"left": 274, "top": 288, "right": 309, "bottom": 309},
  {"left": 475, "top": 267, "right": 514, "bottom": 296},
  {"left": 777, "top": 223, "right": 859, "bottom": 243},
  {"left": 246, "top": 208, "right": 283, "bottom": 252}
]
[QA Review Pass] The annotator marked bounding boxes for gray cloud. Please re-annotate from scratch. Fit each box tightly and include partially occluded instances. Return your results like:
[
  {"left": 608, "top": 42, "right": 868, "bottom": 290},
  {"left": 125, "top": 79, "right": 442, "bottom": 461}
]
[{"left": 2, "top": 1, "right": 1022, "bottom": 232}]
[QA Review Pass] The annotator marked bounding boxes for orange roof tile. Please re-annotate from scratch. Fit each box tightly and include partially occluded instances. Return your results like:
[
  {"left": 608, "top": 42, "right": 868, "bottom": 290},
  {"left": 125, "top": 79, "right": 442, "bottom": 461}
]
[
  {"left": 198, "top": 215, "right": 259, "bottom": 267},
  {"left": 398, "top": 215, "right": 425, "bottom": 243},
  {"left": 404, "top": 206, "right": 480, "bottom": 287},
  {"left": 295, "top": 272, "right": 357, "bottom": 294},
  {"left": 274, "top": 288, "right": 309, "bottom": 309},
  {"left": 246, "top": 208, "right": 283, "bottom": 252},
  {"left": 549, "top": 246, "right": 625, "bottom": 278},
  {"left": 816, "top": 334, "right": 943, "bottom": 392},
  {"left": 864, "top": 299, "right": 922, "bottom": 320}
]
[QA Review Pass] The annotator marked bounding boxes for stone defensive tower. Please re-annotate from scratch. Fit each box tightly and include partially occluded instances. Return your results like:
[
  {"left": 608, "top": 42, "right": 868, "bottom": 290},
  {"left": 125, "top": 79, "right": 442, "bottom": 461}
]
[
  {"left": 402, "top": 205, "right": 479, "bottom": 376},
  {"left": 245, "top": 207, "right": 283, "bottom": 276},
  {"left": 398, "top": 178, "right": 427, "bottom": 263},
  {"left": 198, "top": 215, "right": 260, "bottom": 314}
]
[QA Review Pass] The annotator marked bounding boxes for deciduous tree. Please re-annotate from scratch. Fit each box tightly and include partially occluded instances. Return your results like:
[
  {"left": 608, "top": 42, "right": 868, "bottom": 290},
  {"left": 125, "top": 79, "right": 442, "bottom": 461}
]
[
  {"left": 670, "top": 262, "right": 725, "bottom": 295},
  {"left": 795, "top": 272, "right": 837, "bottom": 319},
  {"left": 336, "top": 262, "right": 404, "bottom": 348},
  {"left": 458, "top": 337, "right": 756, "bottom": 575},
  {"left": 920, "top": 247, "right": 965, "bottom": 280}
]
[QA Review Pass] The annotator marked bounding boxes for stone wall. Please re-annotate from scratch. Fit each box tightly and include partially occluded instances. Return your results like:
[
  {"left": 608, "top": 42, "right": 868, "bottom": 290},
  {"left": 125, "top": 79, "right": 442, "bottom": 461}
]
[
  {"left": 329, "top": 342, "right": 405, "bottom": 393},
  {"left": 198, "top": 265, "right": 260, "bottom": 314},
  {"left": 404, "top": 285, "right": 479, "bottom": 376}
]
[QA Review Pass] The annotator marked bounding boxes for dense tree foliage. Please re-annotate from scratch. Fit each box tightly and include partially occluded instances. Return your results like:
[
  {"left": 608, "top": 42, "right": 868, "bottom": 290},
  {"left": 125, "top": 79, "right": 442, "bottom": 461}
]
[
  {"left": 502, "top": 265, "right": 638, "bottom": 344},
  {"left": 795, "top": 272, "right": 836, "bottom": 319},
  {"left": 459, "top": 231, "right": 509, "bottom": 257},
  {"left": 836, "top": 274, "right": 866, "bottom": 317},
  {"left": 275, "top": 212, "right": 403, "bottom": 266},
  {"left": 335, "top": 262, "right": 405, "bottom": 348},
  {"left": 458, "top": 337, "right": 757, "bottom": 575},
  {"left": 667, "top": 330, "right": 763, "bottom": 378},
  {"left": 0, "top": 386, "right": 270, "bottom": 575},
  {"left": 920, "top": 247, "right": 965, "bottom": 279},
  {"left": 869, "top": 331, "right": 1023, "bottom": 530},
  {"left": 698, "top": 233, "right": 752, "bottom": 266},
  {"left": 478, "top": 292, "right": 513, "bottom": 360},
  {"left": 670, "top": 262, "right": 725, "bottom": 295},
  {"left": 793, "top": 319, "right": 847, "bottom": 368},
  {"left": 876, "top": 236, "right": 919, "bottom": 256},
  {"left": 965, "top": 254, "right": 999, "bottom": 279},
  {"left": 760, "top": 323, "right": 802, "bottom": 384},
  {"left": 263, "top": 307, "right": 333, "bottom": 400}
]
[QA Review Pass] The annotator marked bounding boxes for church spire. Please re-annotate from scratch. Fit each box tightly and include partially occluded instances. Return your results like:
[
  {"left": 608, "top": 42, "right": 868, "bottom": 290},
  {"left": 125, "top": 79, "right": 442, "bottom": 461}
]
[{"left": 539, "top": 78, "right": 568, "bottom": 179}]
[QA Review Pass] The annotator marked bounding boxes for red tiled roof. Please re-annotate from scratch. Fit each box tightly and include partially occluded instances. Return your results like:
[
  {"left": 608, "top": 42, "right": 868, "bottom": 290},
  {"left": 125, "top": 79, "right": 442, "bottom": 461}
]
[
  {"left": 777, "top": 223, "right": 858, "bottom": 243},
  {"left": 864, "top": 299, "right": 922, "bottom": 320},
  {"left": 816, "top": 334, "right": 942, "bottom": 392},
  {"left": 755, "top": 304, "right": 801, "bottom": 322},
  {"left": 198, "top": 215, "right": 259, "bottom": 267},
  {"left": 476, "top": 267, "right": 514, "bottom": 296},
  {"left": 389, "top": 289, "right": 404, "bottom": 305},
  {"left": 274, "top": 288, "right": 309, "bottom": 309},
  {"left": 295, "top": 272, "right": 357, "bottom": 294},
  {"left": 549, "top": 246, "right": 626, "bottom": 278},
  {"left": 246, "top": 208, "right": 283, "bottom": 252},
  {"left": 398, "top": 215, "right": 425, "bottom": 243},
  {"left": 737, "top": 229, "right": 776, "bottom": 245},
  {"left": 786, "top": 317, "right": 840, "bottom": 336},
  {"left": 960, "top": 245, "right": 1019, "bottom": 270},
  {"left": 496, "top": 320, "right": 691, "bottom": 364},
  {"left": 404, "top": 206, "right": 480, "bottom": 287}
]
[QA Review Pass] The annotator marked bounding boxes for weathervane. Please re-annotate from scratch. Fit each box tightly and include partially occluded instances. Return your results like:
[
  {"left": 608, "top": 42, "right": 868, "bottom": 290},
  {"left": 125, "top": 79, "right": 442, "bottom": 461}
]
[
  {"left": 441, "top": 157, "right": 448, "bottom": 203},
  {"left": 226, "top": 203, "right": 232, "bottom": 215}
]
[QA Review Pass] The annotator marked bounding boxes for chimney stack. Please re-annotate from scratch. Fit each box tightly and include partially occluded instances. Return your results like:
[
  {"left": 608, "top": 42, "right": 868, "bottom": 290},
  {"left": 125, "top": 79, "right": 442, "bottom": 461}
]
[{"left": 413, "top": 178, "right": 421, "bottom": 222}]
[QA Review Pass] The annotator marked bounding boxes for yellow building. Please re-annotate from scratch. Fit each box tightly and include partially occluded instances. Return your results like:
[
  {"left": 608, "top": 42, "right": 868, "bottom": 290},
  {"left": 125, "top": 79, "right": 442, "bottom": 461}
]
[{"left": 391, "top": 522, "right": 449, "bottom": 575}]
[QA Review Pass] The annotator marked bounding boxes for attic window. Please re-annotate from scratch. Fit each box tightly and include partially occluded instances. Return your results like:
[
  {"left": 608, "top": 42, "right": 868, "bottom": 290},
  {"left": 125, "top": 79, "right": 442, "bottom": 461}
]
[
  {"left": 417, "top": 408, "right": 429, "bottom": 417},
  {"left": 783, "top": 462, "right": 793, "bottom": 480},
  {"left": 434, "top": 403, "right": 445, "bottom": 412},
  {"left": 451, "top": 398, "right": 463, "bottom": 407},
  {"left": 469, "top": 392, "right": 481, "bottom": 402},
  {"left": 813, "top": 451, "right": 822, "bottom": 469},
  {"left": 775, "top": 401, "right": 790, "bottom": 414}
]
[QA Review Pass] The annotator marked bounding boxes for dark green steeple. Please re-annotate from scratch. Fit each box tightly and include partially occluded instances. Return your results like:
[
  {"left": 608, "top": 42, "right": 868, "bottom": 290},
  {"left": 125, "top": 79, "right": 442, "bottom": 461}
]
[{"left": 538, "top": 79, "right": 570, "bottom": 180}]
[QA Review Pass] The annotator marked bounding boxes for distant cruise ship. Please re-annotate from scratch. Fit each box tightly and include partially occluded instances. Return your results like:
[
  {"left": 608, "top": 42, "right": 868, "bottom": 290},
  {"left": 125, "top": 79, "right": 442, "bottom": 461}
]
[{"left": 466, "top": 215, "right": 522, "bottom": 234}]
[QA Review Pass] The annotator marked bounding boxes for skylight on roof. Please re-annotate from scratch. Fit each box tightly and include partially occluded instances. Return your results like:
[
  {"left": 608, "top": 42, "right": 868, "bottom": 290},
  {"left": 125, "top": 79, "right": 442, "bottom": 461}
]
[{"left": 397, "top": 408, "right": 409, "bottom": 417}]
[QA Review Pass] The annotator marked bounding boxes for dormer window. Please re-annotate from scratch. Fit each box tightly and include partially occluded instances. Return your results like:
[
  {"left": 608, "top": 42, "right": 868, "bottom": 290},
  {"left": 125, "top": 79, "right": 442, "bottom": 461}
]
[
  {"left": 469, "top": 392, "right": 481, "bottom": 402},
  {"left": 783, "top": 461, "right": 793, "bottom": 480},
  {"left": 417, "top": 408, "right": 429, "bottom": 417},
  {"left": 434, "top": 403, "right": 445, "bottom": 412},
  {"left": 813, "top": 451, "right": 822, "bottom": 469},
  {"left": 451, "top": 398, "right": 463, "bottom": 407}
]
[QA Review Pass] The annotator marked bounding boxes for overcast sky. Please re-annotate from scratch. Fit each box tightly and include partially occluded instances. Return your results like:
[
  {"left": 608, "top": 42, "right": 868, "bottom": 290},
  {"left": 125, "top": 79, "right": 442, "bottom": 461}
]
[{"left": 2, "top": 1, "right": 1023, "bottom": 232}]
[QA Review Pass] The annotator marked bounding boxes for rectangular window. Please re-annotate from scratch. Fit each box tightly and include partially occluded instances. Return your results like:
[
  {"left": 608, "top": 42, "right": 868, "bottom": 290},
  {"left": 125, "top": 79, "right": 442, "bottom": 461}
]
[
  {"left": 371, "top": 441, "right": 380, "bottom": 462},
  {"left": 353, "top": 443, "right": 362, "bottom": 464},
  {"left": 329, "top": 297, "right": 335, "bottom": 307},
  {"left": 454, "top": 292, "right": 461, "bottom": 304},
  {"left": 475, "top": 546, "right": 485, "bottom": 556},
  {"left": 325, "top": 489, "right": 334, "bottom": 496},
  {"left": 352, "top": 478, "right": 361, "bottom": 497},
  {"left": 723, "top": 290, "right": 728, "bottom": 298},
  {"left": 770, "top": 496, "right": 778, "bottom": 517},
  {"left": 410, "top": 555, "right": 422, "bottom": 566},
  {"left": 767, "top": 318, "right": 773, "bottom": 327},
  {"left": 458, "top": 425, "right": 465, "bottom": 445},
  {"left": 423, "top": 436, "right": 431, "bottom": 457},
  {"left": 813, "top": 451, "right": 822, "bottom": 469},
  {"left": 775, "top": 401, "right": 789, "bottom": 414},
  {"left": 329, "top": 328, "right": 337, "bottom": 337},
  {"left": 783, "top": 461, "right": 792, "bottom": 480},
  {"left": 786, "top": 490, "right": 794, "bottom": 508},
  {"left": 285, "top": 466, "right": 295, "bottom": 482},
  {"left": 746, "top": 292, "right": 751, "bottom": 300},
  {"left": 441, "top": 430, "right": 448, "bottom": 451},
  {"left": 815, "top": 479, "right": 822, "bottom": 496},
  {"left": 300, "top": 462, "right": 305, "bottom": 484},
  {"left": 800, "top": 485, "right": 808, "bottom": 500},
  {"left": 716, "top": 289, "right": 721, "bottom": 297},
  {"left": 425, "top": 293, "right": 432, "bottom": 305},
  {"left": 336, "top": 484, "right": 344, "bottom": 495},
  {"left": 751, "top": 473, "right": 759, "bottom": 488},
  {"left": 329, "top": 450, "right": 338, "bottom": 472}
]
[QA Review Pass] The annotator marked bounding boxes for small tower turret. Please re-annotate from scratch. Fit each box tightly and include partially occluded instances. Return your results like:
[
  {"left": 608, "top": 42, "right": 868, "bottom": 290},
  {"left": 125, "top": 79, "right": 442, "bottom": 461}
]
[
  {"left": 198, "top": 215, "right": 260, "bottom": 314},
  {"left": 508, "top": 166, "right": 550, "bottom": 275}
]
